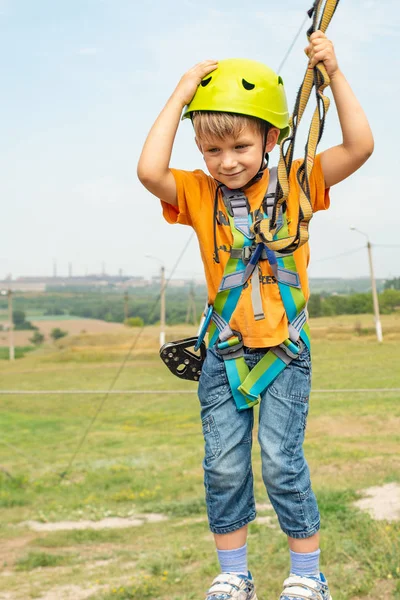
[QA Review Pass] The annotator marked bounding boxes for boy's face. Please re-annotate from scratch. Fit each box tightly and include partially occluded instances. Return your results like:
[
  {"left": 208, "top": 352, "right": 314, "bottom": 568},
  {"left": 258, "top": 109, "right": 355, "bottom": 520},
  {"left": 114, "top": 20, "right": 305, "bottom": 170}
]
[{"left": 196, "top": 124, "right": 279, "bottom": 189}]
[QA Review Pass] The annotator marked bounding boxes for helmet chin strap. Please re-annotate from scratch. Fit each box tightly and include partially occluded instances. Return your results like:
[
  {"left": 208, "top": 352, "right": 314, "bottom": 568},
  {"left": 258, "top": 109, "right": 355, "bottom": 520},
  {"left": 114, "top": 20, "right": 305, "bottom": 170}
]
[
  {"left": 259, "top": 127, "right": 270, "bottom": 172},
  {"left": 243, "top": 128, "right": 269, "bottom": 188}
]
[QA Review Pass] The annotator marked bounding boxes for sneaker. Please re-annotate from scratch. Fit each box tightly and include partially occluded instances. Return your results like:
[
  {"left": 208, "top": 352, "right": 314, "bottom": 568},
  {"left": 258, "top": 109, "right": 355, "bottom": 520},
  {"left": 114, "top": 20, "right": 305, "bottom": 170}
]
[
  {"left": 205, "top": 571, "right": 258, "bottom": 600},
  {"left": 280, "top": 572, "right": 332, "bottom": 600}
]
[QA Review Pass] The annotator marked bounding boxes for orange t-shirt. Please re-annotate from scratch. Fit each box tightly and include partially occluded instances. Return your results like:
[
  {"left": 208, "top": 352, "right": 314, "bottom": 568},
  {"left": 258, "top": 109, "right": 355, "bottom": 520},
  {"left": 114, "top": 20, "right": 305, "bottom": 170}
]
[{"left": 161, "top": 155, "right": 330, "bottom": 347}]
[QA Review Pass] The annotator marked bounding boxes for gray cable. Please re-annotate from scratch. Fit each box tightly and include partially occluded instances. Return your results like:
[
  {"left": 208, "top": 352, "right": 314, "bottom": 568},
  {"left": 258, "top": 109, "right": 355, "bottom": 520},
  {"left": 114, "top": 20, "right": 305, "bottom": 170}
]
[
  {"left": 276, "top": 13, "right": 309, "bottom": 73},
  {"left": 59, "top": 232, "right": 195, "bottom": 480}
]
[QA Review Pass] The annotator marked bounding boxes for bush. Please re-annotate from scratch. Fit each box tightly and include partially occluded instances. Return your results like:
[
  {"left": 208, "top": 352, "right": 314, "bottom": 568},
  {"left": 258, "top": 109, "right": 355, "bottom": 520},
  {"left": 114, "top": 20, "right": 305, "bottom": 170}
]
[
  {"left": 124, "top": 317, "right": 144, "bottom": 328},
  {"left": 379, "top": 289, "right": 400, "bottom": 314},
  {"left": 12, "top": 309, "right": 36, "bottom": 330},
  {"left": 50, "top": 328, "right": 68, "bottom": 341},
  {"left": 12, "top": 309, "right": 26, "bottom": 326},
  {"left": 30, "top": 331, "right": 45, "bottom": 346}
]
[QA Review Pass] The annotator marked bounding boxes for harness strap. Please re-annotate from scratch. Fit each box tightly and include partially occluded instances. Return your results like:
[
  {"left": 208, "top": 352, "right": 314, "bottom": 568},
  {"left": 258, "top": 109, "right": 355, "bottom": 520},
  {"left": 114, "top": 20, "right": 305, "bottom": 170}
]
[
  {"left": 253, "top": 0, "right": 340, "bottom": 255},
  {"left": 208, "top": 200, "right": 253, "bottom": 348},
  {"left": 211, "top": 307, "right": 308, "bottom": 407},
  {"left": 197, "top": 166, "right": 312, "bottom": 411},
  {"left": 251, "top": 268, "right": 265, "bottom": 321},
  {"left": 230, "top": 246, "right": 268, "bottom": 262},
  {"left": 221, "top": 188, "right": 254, "bottom": 239}
]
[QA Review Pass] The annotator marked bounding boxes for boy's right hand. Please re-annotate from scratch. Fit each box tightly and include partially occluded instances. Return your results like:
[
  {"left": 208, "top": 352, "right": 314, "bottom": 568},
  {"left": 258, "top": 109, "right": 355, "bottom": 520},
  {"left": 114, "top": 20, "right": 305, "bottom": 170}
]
[
  {"left": 137, "top": 60, "right": 218, "bottom": 208},
  {"left": 173, "top": 60, "right": 218, "bottom": 108}
]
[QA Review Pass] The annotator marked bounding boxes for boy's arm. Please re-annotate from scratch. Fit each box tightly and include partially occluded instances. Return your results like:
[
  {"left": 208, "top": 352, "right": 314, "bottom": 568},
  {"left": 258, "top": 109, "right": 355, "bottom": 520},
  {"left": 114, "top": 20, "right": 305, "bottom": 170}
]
[
  {"left": 137, "top": 60, "right": 218, "bottom": 207},
  {"left": 306, "top": 32, "right": 374, "bottom": 189}
]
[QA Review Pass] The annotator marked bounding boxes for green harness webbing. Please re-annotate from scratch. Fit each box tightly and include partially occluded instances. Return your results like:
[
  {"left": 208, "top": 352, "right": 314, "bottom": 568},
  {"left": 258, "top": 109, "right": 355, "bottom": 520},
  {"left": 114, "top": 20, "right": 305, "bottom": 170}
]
[{"left": 203, "top": 168, "right": 310, "bottom": 411}]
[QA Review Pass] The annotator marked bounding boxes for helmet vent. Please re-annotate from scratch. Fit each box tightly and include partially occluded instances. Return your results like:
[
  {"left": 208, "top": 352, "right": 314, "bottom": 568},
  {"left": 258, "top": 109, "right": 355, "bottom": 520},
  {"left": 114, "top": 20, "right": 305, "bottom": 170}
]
[
  {"left": 242, "top": 79, "right": 255, "bottom": 90},
  {"left": 201, "top": 77, "right": 212, "bottom": 87},
  {"left": 278, "top": 76, "right": 284, "bottom": 85}
]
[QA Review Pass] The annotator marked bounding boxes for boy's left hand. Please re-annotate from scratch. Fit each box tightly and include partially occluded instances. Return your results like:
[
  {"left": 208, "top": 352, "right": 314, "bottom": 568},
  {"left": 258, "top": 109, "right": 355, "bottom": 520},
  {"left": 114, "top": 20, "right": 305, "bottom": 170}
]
[{"left": 305, "top": 30, "right": 339, "bottom": 80}]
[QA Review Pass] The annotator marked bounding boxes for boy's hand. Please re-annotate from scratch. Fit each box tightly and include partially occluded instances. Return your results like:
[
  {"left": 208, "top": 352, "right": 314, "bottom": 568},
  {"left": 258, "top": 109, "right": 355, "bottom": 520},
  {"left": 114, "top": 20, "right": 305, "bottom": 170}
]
[
  {"left": 305, "top": 31, "right": 339, "bottom": 80},
  {"left": 173, "top": 60, "right": 218, "bottom": 107}
]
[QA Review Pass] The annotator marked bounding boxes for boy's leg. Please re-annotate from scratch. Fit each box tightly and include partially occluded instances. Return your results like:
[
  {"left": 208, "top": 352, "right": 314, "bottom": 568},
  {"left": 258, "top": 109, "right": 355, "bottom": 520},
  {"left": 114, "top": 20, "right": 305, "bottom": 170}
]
[
  {"left": 288, "top": 532, "right": 320, "bottom": 552},
  {"left": 198, "top": 347, "right": 256, "bottom": 539},
  {"left": 214, "top": 525, "right": 248, "bottom": 550},
  {"left": 258, "top": 346, "right": 319, "bottom": 542},
  {"left": 214, "top": 526, "right": 249, "bottom": 576},
  {"left": 288, "top": 533, "right": 321, "bottom": 578},
  {"left": 198, "top": 348, "right": 257, "bottom": 598},
  {"left": 258, "top": 348, "right": 332, "bottom": 597}
]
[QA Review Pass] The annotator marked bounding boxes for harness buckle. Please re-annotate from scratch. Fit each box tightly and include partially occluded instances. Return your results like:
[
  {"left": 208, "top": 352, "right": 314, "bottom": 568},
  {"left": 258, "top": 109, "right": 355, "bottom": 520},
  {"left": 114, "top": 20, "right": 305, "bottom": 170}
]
[
  {"left": 278, "top": 338, "right": 305, "bottom": 360},
  {"left": 224, "top": 193, "right": 250, "bottom": 217},
  {"left": 216, "top": 330, "right": 244, "bottom": 356},
  {"left": 242, "top": 246, "right": 253, "bottom": 262},
  {"left": 240, "top": 245, "right": 268, "bottom": 264}
]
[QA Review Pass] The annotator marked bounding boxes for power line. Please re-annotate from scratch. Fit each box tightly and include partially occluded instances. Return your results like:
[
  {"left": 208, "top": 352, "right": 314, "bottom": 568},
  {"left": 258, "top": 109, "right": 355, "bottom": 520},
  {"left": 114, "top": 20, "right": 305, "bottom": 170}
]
[
  {"left": 276, "top": 13, "right": 310, "bottom": 73},
  {"left": 1, "top": 388, "right": 400, "bottom": 395},
  {"left": 312, "top": 246, "right": 365, "bottom": 263}
]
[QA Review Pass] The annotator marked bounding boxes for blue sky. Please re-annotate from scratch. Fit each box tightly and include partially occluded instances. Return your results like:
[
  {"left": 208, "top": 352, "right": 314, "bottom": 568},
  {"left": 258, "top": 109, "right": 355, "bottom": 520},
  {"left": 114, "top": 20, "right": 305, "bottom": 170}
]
[{"left": 0, "top": 0, "right": 399, "bottom": 281}]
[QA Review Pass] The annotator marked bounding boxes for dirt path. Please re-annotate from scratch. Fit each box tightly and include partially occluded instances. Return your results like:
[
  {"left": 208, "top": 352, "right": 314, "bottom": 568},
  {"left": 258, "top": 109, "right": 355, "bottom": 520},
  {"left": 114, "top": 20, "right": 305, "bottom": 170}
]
[
  {"left": 354, "top": 482, "right": 400, "bottom": 521},
  {"left": 21, "top": 512, "right": 168, "bottom": 532}
]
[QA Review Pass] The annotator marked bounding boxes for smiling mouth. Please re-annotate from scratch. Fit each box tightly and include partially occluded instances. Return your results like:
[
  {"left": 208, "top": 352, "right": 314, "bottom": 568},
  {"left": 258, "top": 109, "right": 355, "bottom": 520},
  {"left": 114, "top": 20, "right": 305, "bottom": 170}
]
[{"left": 221, "top": 171, "right": 244, "bottom": 177}]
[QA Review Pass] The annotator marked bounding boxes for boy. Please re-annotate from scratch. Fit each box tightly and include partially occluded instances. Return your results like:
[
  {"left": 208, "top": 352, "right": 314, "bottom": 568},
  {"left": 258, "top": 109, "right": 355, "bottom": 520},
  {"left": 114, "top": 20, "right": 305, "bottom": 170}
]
[{"left": 137, "top": 31, "right": 373, "bottom": 600}]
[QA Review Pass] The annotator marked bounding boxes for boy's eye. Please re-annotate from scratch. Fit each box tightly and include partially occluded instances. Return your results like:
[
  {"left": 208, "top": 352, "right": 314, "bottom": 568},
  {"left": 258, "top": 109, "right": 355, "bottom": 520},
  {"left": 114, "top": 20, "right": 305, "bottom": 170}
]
[
  {"left": 207, "top": 148, "right": 219, "bottom": 153},
  {"left": 235, "top": 144, "right": 248, "bottom": 149}
]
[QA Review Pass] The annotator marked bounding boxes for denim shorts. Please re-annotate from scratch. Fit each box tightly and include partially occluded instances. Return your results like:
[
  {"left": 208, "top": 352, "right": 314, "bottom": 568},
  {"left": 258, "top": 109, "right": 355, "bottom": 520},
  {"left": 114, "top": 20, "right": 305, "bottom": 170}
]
[{"left": 197, "top": 345, "right": 320, "bottom": 539}]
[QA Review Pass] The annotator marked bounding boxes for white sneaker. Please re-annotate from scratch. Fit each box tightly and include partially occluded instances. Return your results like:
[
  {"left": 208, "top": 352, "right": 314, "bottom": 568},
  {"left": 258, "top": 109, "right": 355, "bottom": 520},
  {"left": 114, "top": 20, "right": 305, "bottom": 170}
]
[
  {"left": 280, "top": 573, "right": 332, "bottom": 600},
  {"left": 206, "top": 571, "right": 258, "bottom": 600}
]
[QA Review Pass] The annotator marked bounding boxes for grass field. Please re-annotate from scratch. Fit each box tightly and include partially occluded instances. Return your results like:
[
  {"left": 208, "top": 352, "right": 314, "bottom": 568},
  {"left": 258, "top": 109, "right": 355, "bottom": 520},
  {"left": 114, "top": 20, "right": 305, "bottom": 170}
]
[{"left": 0, "top": 318, "right": 399, "bottom": 599}]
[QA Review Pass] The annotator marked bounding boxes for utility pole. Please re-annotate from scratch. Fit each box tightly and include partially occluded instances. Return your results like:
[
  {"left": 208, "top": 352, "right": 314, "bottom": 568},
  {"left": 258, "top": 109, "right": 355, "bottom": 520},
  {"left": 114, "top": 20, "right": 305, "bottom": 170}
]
[
  {"left": 8, "top": 290, "right": 14, "bottom": 360},
  {"left": 124, "top": 291, "right": 129, "bottom": 321},
  {"left": 366, "top": 240, "right": 383, "bottom": 343},
  {"left": 186, "top": 281, "right": 197, "bottom": 324},
  {"left": 145, "top": 255, "right": 167, "bottom": 347},
  {"left": 160, "top": 266, "right": 166, "bottom": 347},
  {"left": 1, "top": 289, "right": 15, "bottom": 361},
  {"left": 350, "top": 227, "right": 383, "bottom": 343}
]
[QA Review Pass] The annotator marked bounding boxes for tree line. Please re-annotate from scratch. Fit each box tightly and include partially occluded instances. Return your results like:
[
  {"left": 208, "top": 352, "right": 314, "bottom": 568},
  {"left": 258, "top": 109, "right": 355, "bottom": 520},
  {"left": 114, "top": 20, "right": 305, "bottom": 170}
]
[
  {"left": 0, "top": 287, "right": 399, "bottom": 326},
  {"left": 307, "top": 289, "right": 400, "bottom": 317}
]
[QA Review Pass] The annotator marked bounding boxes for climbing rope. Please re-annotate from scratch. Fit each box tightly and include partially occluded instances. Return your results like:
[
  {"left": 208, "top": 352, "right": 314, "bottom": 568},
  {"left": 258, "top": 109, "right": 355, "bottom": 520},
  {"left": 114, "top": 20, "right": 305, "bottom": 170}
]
[{"left": 254, "top": 0, "right": 340, "bottom": 254}]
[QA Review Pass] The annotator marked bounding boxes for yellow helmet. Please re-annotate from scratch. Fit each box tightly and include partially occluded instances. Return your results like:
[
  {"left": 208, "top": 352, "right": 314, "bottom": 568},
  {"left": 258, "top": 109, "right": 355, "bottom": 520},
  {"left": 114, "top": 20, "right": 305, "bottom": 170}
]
[{"left": 183, "top": 58, "right": 290, "bottom": 142}]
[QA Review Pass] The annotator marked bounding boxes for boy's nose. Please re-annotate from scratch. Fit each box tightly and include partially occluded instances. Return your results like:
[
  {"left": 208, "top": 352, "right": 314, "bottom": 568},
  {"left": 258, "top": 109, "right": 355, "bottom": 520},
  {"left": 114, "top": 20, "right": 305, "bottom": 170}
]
[{"left": 221, "top": 153, "right": 238, "bottom": 170}]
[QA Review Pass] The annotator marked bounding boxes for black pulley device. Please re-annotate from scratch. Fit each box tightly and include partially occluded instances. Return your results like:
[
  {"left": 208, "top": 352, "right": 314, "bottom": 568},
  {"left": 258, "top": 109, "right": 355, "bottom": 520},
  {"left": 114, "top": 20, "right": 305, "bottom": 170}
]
[{"left": 159, "top": 337, "right": 206, "bottom": 381}]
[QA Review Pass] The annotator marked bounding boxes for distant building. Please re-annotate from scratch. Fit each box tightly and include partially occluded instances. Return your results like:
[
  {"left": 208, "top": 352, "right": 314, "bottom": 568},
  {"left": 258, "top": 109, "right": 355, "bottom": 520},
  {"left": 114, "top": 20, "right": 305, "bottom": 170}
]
[{"left": 0, "top": 274, "right": 149, "bottom": 291}]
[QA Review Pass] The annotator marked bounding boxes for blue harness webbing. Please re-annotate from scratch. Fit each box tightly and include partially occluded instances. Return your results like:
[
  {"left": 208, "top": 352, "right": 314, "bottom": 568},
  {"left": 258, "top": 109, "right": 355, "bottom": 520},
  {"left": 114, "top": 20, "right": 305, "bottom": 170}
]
[{"left": 196, "top": 168, "right": 310, "bottom": 411}]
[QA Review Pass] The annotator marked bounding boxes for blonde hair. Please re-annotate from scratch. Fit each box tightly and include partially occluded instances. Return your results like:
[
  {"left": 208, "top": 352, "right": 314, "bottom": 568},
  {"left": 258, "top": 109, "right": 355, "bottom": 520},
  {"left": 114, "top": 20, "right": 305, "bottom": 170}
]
[{"left": 191, "top": 111, "right": 269, "bottom": 145}]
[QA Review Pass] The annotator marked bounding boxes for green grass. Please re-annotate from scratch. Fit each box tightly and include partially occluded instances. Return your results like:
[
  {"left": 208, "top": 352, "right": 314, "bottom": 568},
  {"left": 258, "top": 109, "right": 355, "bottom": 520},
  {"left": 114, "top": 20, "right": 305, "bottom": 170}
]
[
  {"left": 0, "top": 327, "right": 399, "bottom": 598},
  {"left": 15, "top": 550, "right": 74, "bottom": 571},
  {"left": 0, "top": 345, "right": 35, "bottom": 359}
]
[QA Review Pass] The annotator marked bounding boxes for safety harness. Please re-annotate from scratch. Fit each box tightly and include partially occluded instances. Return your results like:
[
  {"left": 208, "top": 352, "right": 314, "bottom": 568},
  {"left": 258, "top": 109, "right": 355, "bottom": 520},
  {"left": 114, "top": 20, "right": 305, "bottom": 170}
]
[{"left": 160, "top": 0, "right": 340, "bottom": 408}]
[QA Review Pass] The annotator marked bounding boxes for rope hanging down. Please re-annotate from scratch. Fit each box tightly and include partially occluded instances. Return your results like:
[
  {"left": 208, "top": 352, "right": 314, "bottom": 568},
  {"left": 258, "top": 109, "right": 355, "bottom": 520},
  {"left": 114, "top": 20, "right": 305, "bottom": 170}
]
[{"left": 253, "top": 0, "right": 340, "bottom": 254}]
